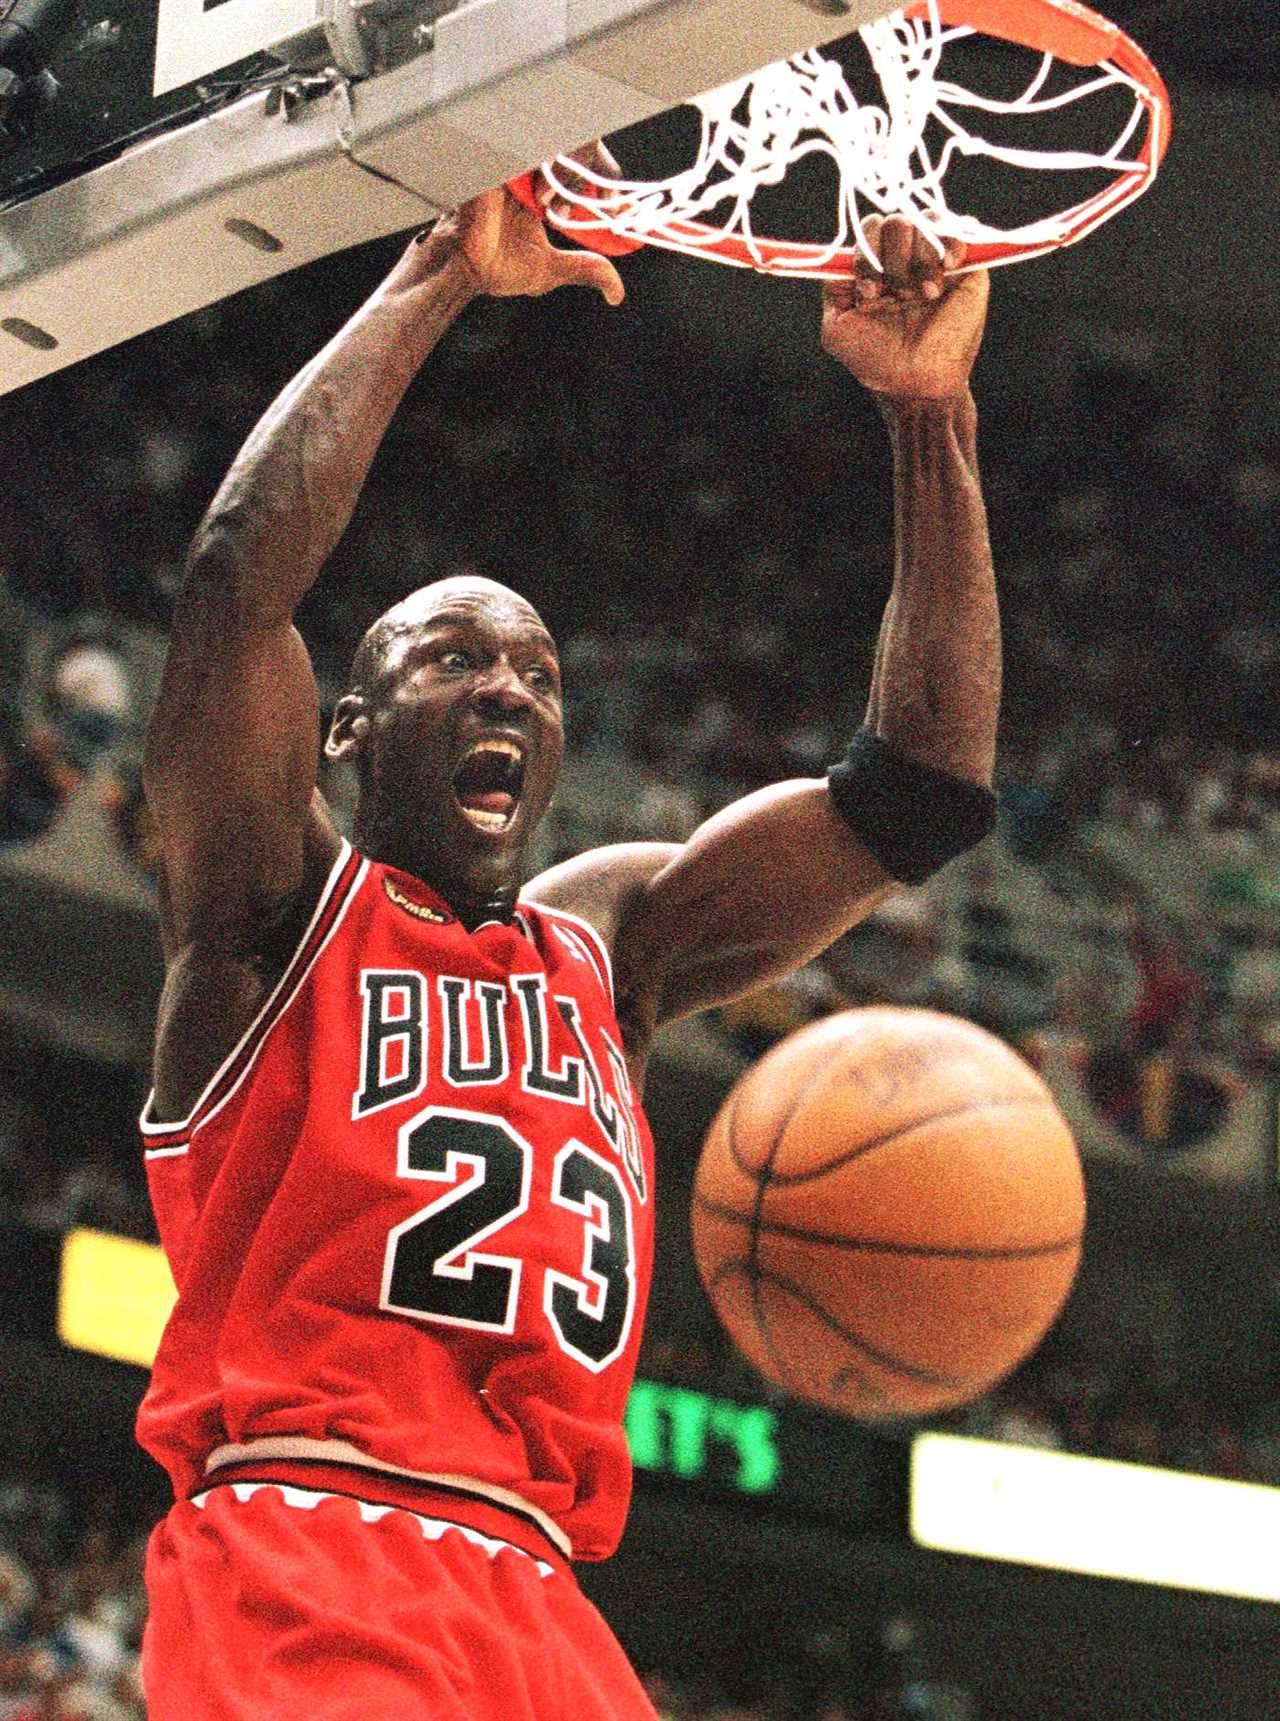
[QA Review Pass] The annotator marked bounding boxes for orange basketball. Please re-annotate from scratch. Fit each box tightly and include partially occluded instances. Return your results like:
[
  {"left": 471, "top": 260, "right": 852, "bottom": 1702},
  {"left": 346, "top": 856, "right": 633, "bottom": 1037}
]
[{"left": 691, "top": 1007, "right": 1085, "bottom": 1420}]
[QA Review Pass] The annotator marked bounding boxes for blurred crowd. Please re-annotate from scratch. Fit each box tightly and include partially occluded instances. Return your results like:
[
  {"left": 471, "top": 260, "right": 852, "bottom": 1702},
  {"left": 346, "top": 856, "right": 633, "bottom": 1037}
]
[
  {"left": 639, "top": 1615, "right": 977, "bottom": 1721},
  {"left": 964, "top": 1352, "right": 1280, "bottom": 1488},
  {"left": 0, "top": 1478, "right": 144, "bottom": 1721},
  {"left": 0, "top": 616, "right": 134, "bottom": 859},
  {"left": 0, "top": 1048, "right": 150, "bottom": 1246}
]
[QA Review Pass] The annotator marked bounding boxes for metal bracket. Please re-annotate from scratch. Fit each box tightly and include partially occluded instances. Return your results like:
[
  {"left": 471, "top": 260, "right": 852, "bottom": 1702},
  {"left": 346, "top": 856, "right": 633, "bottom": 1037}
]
[
  {"left": 331, "top": 72, "right": 357, "bottom": 147},
  {"left": 313, "top": 0, "right": 455, "bottom": 78},
  {"left": 265, "top": 71, "right": 340, "bottom": 123},
  {"left": 319, "top": 1, "right": 372, "bottom": 77}
]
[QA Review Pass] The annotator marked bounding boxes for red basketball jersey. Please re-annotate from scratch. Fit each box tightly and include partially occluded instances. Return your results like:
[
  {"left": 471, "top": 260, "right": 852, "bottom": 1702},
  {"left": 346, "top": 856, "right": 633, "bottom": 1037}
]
[{"left": 138, "top": 842, "right": 655, "bottom": 1561}]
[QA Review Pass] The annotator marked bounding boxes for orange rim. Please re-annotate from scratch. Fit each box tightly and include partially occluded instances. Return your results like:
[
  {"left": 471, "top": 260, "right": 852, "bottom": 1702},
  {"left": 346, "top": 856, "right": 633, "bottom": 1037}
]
[{"left": 522, "top": 0, "right": 1171, "bottom": 278}]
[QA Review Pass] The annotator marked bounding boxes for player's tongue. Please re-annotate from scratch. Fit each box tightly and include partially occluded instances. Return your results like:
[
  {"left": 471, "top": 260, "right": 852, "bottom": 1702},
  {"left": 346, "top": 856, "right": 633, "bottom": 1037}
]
[
  {"left": 464, "top": 789, "right": 512, "bottom": 813},
  {"left": 453, "top": 745, "right": 522, "bottom": 828}
]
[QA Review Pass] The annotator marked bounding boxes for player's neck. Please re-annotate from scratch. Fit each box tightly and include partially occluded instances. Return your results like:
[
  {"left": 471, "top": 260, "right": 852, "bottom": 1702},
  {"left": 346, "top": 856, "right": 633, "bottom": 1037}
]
[{"left": 352, "top": 810, "right": 523, "bottom": 929}]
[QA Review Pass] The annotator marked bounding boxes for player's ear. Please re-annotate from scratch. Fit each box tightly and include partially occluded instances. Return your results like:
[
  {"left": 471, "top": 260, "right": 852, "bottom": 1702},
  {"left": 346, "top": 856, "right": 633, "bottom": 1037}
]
[{"left": 326, "top": 693, "right": 369, "bottom": 761}]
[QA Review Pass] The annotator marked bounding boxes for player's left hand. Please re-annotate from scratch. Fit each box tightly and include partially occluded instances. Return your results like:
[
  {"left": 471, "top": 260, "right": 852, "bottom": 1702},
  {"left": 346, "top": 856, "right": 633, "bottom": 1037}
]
[{"left": 821, "top": 216, "right": 989, "bottom": 401}]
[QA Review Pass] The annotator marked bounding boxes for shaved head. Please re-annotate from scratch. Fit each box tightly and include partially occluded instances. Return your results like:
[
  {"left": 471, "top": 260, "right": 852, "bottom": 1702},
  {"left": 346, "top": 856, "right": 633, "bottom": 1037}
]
[{"left": 349, "top": 577, "right": 550, "bottom": 696}]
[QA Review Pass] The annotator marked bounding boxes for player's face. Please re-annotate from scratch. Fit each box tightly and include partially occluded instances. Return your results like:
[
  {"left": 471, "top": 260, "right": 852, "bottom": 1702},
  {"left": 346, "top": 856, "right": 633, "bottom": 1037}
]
[{"left": 345, "top": 585, "right": 564, "bottom": 903}]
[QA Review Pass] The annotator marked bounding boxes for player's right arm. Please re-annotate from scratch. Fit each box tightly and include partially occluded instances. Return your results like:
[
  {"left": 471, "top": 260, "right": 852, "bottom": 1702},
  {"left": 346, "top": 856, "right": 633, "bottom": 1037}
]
[
  {"left": 145, "top": 194, "right": 623, "bottom": 1119},
  {"left": 144, "top": 236, "right": 477, "bottom": 1119}
]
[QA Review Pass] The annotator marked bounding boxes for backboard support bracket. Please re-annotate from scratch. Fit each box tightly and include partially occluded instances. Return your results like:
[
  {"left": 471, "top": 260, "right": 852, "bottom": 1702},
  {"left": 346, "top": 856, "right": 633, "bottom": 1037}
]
[{"left": 0, "top": 0, "right": 897, "bottom": 394}]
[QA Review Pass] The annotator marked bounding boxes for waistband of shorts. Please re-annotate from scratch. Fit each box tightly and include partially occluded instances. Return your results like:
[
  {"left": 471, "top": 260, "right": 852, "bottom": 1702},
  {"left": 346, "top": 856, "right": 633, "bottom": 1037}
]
[{"left": 193, "top": 1457, "right": 573, "bottom": 1573}]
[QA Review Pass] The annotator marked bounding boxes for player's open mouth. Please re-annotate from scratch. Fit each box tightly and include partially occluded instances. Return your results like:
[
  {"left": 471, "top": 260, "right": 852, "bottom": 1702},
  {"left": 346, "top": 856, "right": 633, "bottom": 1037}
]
[{"left": 452, "top": 738, "right": 526, "bottom": 833}]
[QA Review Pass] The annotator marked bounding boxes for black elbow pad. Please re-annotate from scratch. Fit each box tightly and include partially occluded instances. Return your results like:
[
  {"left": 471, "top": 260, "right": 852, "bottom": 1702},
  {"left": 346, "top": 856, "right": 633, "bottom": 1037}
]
[{"left": 826, "top": 727, "right": 997, "bottom": 885}]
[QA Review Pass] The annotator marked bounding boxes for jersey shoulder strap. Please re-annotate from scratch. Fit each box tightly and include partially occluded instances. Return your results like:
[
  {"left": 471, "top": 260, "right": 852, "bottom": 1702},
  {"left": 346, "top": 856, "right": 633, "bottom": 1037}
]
[{"left": 517, "top": 900, "right": 614, "bottom": 1004}]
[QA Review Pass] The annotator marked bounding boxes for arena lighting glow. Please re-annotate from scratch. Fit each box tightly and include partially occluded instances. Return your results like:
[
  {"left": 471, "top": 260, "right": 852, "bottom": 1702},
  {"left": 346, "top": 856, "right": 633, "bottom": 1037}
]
[
  {"left": 911, "top": 1433, "right": 1280, "bottom": 1605},
  {"left": 58, "top": 1228, "right": 176, "bottom": 1369}
]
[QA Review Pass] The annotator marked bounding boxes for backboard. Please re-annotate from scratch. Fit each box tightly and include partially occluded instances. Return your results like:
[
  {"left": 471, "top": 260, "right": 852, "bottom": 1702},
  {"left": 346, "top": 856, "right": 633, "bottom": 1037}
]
[{"left": 0, "top": 0, "right": 899, "bottom": 396}]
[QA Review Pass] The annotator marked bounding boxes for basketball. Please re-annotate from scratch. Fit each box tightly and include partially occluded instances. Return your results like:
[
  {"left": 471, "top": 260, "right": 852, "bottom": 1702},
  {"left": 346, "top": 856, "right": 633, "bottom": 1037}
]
[{"left": 691, "top": 1007, "right": 1085, "bottom": 1420}]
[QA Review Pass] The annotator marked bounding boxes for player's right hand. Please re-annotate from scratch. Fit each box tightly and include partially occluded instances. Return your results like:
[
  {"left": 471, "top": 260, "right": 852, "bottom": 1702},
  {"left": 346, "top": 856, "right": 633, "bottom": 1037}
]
[{"left": 443, "top": 167, "right": 625, "bottom": 306}]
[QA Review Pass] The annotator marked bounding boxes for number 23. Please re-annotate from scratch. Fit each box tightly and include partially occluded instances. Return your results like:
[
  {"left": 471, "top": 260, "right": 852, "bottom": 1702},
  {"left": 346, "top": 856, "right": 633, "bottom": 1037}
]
[{"left": 380, "top": 1107, "right": 636, "bottom": 1373}]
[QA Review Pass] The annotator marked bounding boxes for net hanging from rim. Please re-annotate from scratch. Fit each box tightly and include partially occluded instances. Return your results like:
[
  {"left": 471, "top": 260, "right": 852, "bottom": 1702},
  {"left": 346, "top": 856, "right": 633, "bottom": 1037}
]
[{"left": 519, "top": 0, "right": 1170, "bottom": 277}]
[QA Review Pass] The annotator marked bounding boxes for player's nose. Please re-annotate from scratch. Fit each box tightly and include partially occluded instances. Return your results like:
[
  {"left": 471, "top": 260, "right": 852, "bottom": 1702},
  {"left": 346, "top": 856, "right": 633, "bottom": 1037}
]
[{"left": 471, "top": 657, "right": 536, "bottom": 714}]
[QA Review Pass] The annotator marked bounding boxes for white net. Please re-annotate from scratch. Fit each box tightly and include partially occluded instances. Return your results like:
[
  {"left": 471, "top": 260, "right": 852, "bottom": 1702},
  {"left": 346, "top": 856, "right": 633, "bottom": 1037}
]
[{"left": 538, "top": 0, "right": 1167, "bottom": 276}]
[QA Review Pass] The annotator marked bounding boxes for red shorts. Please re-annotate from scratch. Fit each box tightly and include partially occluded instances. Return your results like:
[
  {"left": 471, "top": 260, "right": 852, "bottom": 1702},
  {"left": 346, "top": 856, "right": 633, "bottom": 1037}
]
[{"left": 142, "top": 1474, "right": 658, "bottom": 1720}]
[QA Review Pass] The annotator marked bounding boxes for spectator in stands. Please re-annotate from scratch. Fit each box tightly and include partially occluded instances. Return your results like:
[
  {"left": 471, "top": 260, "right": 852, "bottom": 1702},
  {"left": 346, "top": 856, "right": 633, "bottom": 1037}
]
[
  {"left": 1021, "top": 973, "right": 1095, "bottom": 1079},
  {"left": 0, "top": 1554, "right": 32, "bottom": 1643},
  {"left": 1126, "top": 912, "right": 1201, "bottom": 1055},
  {"left": 0, "top": 710, "right": 74, "bottom": 850},
  {"left": 97, "top": 775, "right": 161, "bottom": 881},
  {"left": 42, "top": 627, "right": 131, "bottom": 778}
]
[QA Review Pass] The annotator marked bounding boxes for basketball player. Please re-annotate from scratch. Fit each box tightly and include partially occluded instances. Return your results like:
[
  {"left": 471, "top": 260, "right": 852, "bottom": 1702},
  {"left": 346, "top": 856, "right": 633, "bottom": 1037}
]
[{"left": 136, "top": 178, "right": 996, "bottom": 1717}]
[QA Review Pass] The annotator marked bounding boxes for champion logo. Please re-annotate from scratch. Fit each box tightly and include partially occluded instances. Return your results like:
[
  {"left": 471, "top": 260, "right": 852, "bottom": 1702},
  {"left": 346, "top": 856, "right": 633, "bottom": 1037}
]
[{"left": 384, "top": 877, "right": 451, "bottom": 924}]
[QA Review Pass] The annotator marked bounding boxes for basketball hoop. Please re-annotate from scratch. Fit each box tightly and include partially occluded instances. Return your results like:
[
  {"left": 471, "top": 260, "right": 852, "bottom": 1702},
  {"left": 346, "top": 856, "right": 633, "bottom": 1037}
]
[{"left": 510, "top": 0, "right": 1170, "bottom": 278}]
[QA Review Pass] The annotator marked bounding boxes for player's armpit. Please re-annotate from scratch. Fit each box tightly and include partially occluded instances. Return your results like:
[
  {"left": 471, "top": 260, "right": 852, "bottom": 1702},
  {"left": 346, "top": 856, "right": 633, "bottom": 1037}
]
[
  {"left": 525, "top": 841, "right": 678, "bottom": 1058},
  {"left": 525, "top": 841, "right": 678, "bottom": 952}
]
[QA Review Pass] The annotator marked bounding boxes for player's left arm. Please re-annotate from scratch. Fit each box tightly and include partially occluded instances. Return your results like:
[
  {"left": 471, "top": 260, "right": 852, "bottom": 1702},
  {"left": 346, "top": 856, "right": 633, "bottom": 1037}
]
[{"left": 531, "top": 218, "right": 997, "bottom": 1045}]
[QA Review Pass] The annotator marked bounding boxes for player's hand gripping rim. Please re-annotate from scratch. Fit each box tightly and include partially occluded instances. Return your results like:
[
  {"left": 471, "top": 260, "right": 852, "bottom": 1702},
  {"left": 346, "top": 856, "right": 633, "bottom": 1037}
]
[
  {"left": 821, "top": 215, "right": 990, "bottom": 403},
  {"left": 408, "top": 144, "right": 628, "bottom": 307}
]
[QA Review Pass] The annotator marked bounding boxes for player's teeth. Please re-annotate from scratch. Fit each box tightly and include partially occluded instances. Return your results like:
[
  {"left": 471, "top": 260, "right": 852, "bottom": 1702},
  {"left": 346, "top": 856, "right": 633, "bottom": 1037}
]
[
  {"left": 466, "top": 741, "right": 523, "bottom": 765},
  {"left": 463, "top": 808, "right": 511, "bottom": 831}
]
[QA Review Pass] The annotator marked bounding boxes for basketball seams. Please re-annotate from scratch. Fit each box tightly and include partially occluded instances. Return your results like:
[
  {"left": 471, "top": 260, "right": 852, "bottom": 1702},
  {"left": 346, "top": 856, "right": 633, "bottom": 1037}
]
[
  {"left": 710, "top": 1048, "right": 1059, "bottom": 1396},
  {"left": 737, "top": 1041, "right": 854, "bottom": 1397},
  {"left": 708, "top": 1259, "right": 971, "bottom": 1391},
  {"left": 770, "top": 1094, "right": 1062, "bottom": 1185},
  {"left": 723, "top": 1040, "right": 832, "bottom": 1182},
  {"left": 692, "top": 1189, "right": 1082, "bottom": 1260},
  {"left": 724, "top": 1079, "right": 751, "bottom": 1181},
  {"left": 736, "top": 1039, "right": 853, "bottom": 1390},
  {"left": 692, "top": 1009, "right": 1085, "bottom": 1420}
]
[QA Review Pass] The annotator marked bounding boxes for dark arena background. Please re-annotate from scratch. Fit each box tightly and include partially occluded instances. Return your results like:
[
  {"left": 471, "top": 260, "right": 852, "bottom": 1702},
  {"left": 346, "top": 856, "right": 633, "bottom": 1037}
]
[{"left": 0, "top": 2, "right": 1278, "bottom": 1716}]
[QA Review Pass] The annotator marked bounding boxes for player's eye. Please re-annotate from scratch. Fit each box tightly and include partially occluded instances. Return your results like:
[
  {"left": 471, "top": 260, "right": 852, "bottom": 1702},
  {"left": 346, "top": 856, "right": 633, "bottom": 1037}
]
[
  {"left": 438, "top": 649, "right": 473, "bottom": 673},
  {"left": 526, "top": 664, "right": 558, "bottom": 692}
]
